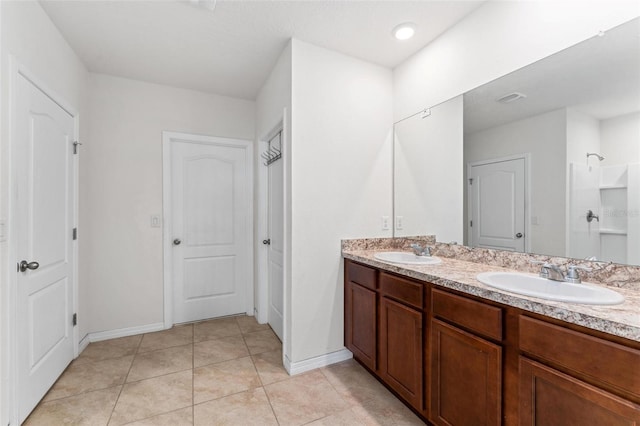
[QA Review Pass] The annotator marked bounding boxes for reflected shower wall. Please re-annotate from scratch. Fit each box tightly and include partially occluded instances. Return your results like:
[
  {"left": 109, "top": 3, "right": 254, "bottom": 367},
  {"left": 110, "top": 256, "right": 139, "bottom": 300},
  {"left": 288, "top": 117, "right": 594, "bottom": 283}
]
[{"left": 569, "top": 163, "right": 640, "bottom": 264}]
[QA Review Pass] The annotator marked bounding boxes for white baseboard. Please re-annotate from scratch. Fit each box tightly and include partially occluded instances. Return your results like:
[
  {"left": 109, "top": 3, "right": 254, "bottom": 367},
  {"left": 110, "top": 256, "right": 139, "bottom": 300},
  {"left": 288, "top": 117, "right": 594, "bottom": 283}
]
[
  {"left": 86, "top": 322, "right": 166, "bottom": 343},
  {"left": 285, "top": 348, "right": 353, "bottom": 376},
  {"left": 78, "top": 334, "right": 90, "bottom": 353}
]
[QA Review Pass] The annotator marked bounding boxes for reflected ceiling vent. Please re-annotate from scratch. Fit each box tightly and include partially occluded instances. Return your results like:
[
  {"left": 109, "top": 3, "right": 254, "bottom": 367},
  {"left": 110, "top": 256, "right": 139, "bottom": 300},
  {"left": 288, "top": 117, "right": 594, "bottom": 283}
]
[{"left": 496, "top": 92, "right": 527, "bottom": 104}]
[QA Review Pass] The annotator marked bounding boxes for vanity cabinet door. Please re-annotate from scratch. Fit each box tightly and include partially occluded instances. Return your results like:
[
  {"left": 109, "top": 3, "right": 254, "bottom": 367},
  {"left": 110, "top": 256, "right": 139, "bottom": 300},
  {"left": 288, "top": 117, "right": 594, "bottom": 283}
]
[
  {"left": 345, "top": 280, "right": 377, "bottom": 370},
  {"left": 430, "top": 318, "right": 502, "bottom": 426},
  {"left": 519, "top": 357, "right": 640, "bottom": 425},
  {"left": 379, "top": 296, "right": 423, "bottom": 410}
]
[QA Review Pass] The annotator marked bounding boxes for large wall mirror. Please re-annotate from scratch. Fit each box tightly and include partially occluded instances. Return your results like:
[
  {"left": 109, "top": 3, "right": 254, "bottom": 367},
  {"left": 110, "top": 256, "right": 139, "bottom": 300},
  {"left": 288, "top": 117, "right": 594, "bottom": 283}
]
[{"left": 394, "top": 17, "right": 640, "bottom": 266}]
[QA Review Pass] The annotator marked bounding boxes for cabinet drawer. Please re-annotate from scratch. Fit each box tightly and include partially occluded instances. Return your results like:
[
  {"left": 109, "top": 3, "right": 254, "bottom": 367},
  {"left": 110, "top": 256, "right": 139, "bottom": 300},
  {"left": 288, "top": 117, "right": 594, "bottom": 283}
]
[
  {"left": 520, "top": 316, "right": 640, "bottom": 401},
  {"left": 380, "top": 273, "right": 423, "bottom": 309},
  {"left": 346, "top": 261, "right": 377, "bottom": 290},
  {"left": 432, "top": 289, "right": 503, "bottom": 341}
]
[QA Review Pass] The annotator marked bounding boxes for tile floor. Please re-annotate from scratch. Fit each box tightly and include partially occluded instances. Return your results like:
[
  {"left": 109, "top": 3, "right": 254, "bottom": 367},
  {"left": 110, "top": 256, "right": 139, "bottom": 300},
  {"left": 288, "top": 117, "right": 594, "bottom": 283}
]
[{"left": 24, "top": 315, "right": 424, "bottom": 425}]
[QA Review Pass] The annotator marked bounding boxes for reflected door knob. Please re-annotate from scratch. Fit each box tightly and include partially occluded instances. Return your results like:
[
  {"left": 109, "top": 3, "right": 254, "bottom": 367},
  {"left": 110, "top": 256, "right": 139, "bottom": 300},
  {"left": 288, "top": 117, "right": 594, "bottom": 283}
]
[
  {"left": 19, "top": 260, "right": 39, "bottom": 272},
  {"left": 515, "top": 233, "right": 523, "bottom": 239},
  {"left": 263, "top": 239, "right": 271, "bottom": 245},
  {"left": 173, "top": 239, "right": 181, "bottom": 246}
]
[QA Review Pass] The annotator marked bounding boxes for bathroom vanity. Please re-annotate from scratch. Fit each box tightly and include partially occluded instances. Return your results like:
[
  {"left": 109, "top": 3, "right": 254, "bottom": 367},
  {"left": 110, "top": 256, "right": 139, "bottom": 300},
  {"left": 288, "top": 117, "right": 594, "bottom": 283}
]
[{"left": 343, "top": 244, "right": 640, "bottom": 425}]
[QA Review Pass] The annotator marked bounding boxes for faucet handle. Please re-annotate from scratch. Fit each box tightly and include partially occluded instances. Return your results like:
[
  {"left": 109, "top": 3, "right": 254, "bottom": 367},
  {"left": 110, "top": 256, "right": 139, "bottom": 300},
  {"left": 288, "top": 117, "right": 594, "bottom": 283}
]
[{"left": 565, "top": 265, "right": 592, "bottom": 284}]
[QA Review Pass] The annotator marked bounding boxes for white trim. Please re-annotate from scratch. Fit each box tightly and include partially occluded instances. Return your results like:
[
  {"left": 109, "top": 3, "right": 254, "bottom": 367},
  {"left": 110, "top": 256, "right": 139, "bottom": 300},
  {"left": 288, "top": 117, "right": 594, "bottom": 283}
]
[
  {"left": 162, "top": 131, "right": 254, "bottom": 329},
  {"left": 86, "top": 322, "right": 165, "bottom": 343},
  {"left": 284, "top": 349, "right": 353, "bottom": 376},
  {"left": 5, "top": 58, "right": 80, "bottom": 426},
  {"left": 467, "top": 153, "right": 531, "bottom": 253}
]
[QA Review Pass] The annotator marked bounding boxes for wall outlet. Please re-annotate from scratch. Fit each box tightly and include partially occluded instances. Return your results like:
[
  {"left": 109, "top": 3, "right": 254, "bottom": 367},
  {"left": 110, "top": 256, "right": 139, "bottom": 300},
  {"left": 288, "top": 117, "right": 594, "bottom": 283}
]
[
  {"left": 396, "top": 216, "right": 403, "bottom": 230},
  {"left": 150, "top": 214, "right": 161, "bottom": 228},
  {"left": 381, "top": 216, "right": 389, "bottom": 230}
]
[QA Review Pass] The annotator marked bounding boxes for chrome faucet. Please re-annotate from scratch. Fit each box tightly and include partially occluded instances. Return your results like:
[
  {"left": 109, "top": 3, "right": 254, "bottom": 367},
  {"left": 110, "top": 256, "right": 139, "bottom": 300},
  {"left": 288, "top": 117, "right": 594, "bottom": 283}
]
[
  {"left": 531, "top": 261, "right": 592, "bottom": 283},
  {"left": 410, "top": 243, "right": 431, "bottom": 257}
]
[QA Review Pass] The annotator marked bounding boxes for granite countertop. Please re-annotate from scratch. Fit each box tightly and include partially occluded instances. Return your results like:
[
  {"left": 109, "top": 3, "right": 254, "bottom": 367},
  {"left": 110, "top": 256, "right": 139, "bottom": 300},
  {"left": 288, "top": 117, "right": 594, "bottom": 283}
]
[{"left": 343, "top": 248, "right": 640, "bottom": 342}]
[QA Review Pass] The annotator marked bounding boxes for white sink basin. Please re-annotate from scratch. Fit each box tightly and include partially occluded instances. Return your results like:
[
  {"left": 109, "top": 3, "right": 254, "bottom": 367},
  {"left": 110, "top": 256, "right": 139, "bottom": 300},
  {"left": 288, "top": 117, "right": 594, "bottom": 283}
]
[
  {"left": 476, "top": 272, "right": 624, "bottom": 305},
  {"left": 374, "top": 251, "right": 442, "bottom": 265}
]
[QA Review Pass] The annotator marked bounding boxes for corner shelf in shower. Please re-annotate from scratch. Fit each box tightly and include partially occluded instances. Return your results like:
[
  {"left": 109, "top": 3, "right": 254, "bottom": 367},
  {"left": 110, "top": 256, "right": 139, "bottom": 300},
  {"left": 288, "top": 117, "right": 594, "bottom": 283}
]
[
  {"left": 599, "top": 229, "right": 628, "bottom": 235},
  {"left": 599, "top": 185, "right": 627, "bottom": 190}
]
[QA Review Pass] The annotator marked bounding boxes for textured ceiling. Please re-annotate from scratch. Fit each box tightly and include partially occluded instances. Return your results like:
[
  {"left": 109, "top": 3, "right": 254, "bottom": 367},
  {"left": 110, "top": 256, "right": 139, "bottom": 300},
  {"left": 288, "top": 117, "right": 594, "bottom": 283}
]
[
  {"left": 464, "top": 17, "right": 640, "bottom": 134},
  {"left": 40, "top": 0, "right": 485, "bottom": 100}
]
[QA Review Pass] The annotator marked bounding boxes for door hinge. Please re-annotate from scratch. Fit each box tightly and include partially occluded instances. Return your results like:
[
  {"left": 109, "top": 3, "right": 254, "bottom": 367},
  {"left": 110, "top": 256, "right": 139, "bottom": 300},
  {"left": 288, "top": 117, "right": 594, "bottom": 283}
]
[
  {"left": 469, "top": 178, "right": 473, "bottom": 185},
  {"left": 73, "top": 228, "right": 77, "bottom": 240},
  {"left": 470, "top": 220, "right": 473, "bottom": 227},
  {"left": 72, "top": 313, "right": 77, "bottom": 326},
  {"left": 73, "top": 141, "right": 82, "bottom": 154}
]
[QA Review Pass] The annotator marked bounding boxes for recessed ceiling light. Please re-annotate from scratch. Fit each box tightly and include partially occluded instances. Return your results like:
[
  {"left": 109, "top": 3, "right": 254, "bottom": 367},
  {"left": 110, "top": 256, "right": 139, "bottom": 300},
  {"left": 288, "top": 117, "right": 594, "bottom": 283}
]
[{"left": 393, "top": 23, "right": 416, "bottom": 41}]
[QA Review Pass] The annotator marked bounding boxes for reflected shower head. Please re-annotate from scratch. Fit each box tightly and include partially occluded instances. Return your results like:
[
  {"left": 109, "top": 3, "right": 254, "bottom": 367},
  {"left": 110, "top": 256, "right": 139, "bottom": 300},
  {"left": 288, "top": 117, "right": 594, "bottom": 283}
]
[{"left": 587, "top": 152, "right": 605, "bottom": 161}]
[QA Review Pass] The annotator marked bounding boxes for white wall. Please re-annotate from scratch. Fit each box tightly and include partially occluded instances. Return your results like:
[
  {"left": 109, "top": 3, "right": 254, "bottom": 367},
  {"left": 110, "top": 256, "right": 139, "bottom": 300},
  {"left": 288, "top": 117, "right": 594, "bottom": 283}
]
[
  {"left": 84, "top": 74, "right": 255, "bottom": 334},
  {"left": 600, "top": 112, "right": 640, "bottom": 166},
  {"left": 394, "top": 96, "right": 463, "bottom": 242},
  {"left": 255, "top": 42, "right": 292, "bottom": 357},
  {"left": 465, "top": 109, "right": 567, "bottom": 256},
  {"left": 289, "top": 39, "right": 393, "bottom": 363},
  {"left": 0, "top": 1, "right": 89, "bottom": 424},
  {"left": 394, "top": 1, "right": 640, "bottom": 121}
]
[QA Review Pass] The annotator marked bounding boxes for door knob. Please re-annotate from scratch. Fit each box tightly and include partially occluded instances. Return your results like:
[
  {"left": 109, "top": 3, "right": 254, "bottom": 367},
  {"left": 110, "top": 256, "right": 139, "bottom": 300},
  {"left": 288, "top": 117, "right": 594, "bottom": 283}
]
[
  {"left": 173, "top": 239, "right": 181, "bottom": 246},
  {"left": 19, "top": 260, "right": 39, "bottom": 272},
  {"left": 263, "top": 239, "right": 271, "bottom": 245},
  {"left": 515, "top": 233, "right": 523, "bottom": 239}
]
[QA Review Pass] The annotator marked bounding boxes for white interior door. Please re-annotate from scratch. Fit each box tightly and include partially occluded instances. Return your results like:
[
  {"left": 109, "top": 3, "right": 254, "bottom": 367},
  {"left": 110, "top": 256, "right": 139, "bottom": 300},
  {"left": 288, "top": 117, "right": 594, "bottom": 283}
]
[
  {"left": 469, "top": 157, "right": 526, "bottom": 252},
  {"left": 15, "top": 72, "right": 76, "bottom": 422},
  {"left": 267, "top": 132, "right": 284, "bottom": 341},
  {"left": 170, "top": 136, "right": 252, "bottom": 324}
]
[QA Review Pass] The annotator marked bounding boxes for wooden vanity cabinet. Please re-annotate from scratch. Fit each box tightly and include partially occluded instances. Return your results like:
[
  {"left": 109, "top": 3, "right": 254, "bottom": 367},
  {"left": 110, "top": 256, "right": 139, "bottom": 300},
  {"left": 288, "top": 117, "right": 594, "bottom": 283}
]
[
  {"left": 379, "top": 272, "right": 424, "bottom": 411},
  {"left": 344, "top": 259, "right": 640, "bottom": 425},
  {"left": 344, "top": 260, "right": 378, "bottom": 371},
  {"left": 429, "top": 289, "right": 503, "bottom": 426},
  {"left": 518, "top": 315, "right": 640, "bottom": 425}
]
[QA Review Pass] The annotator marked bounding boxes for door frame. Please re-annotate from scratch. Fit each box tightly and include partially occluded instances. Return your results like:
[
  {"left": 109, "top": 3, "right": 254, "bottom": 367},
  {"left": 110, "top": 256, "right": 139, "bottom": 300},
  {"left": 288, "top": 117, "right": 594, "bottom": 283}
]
[
  {"left": 162, "top": 131, "right": 254, "bottom": 328},
  {"left": 467, "top": 153, "right": 531, "bottom": 253},
  {"left": 4, "top": 58, "right": 80, "bottom": 425}
]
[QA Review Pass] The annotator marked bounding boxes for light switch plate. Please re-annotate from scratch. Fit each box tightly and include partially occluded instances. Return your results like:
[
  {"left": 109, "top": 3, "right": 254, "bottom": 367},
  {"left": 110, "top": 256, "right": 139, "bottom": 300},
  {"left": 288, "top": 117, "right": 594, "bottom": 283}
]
[{"left": 150, "top": 214, "right": 161, "bottom": 228}]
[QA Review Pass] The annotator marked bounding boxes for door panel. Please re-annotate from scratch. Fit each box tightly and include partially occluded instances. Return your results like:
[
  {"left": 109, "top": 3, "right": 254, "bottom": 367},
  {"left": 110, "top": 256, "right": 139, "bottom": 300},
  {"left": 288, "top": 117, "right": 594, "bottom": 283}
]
[
  {"left": 268, "top": 132, "right": 284, "bottom": 340},
  {"left": 469, "top": 158, "right": 525, "bottom": 252},
  {"left": 16, "top": 73, "right": 75, "bottom": 422},
  {"left": 171, "top": 139, "right": 250, "bottom": 323}
]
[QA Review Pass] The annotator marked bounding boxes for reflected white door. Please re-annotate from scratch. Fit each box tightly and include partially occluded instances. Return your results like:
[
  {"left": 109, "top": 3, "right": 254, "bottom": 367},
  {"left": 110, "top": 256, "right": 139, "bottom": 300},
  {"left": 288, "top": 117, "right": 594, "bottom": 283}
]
[
  {"left": 15, "top": 73, "right": 76, "bottom": 422},
  {"left": 469, "top": 158, "right": 526, "bottom": 252},
  {"left": 267, "top": 133, "right": 284, "bottom": 341},
  {"left": 171, "top": 136, "right": 252, "bottom": 324}
]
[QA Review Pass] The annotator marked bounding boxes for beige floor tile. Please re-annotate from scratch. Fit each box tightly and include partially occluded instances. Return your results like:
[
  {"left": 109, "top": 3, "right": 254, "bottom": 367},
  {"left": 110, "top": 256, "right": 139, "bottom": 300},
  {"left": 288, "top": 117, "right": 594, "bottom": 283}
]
[
  {"left": 306, "top": 406, "right": 376, "bottom": 426},
  {"left": 24, "top": 386, "right": 121, "bottom": 426},
  {"left": 236, "top": 315, "right": 271, "bottom": 334},
  {"left": 193, "top": 335, "right": 248, "bottom": 367},
  {"left": 354, "top": 396, "right": 425, "bottom": 425},
  {"left": 194, "top": 387, "right": 278, "bottom": 426},
  {"left": 76, "top": 335, "right": 142, "bottom": 364},
  {"left": 138, "top": 325, "right": 193, "bottom": 353},
  {"left": 123, "top": 407, "right": 193, "bottom": 426},
  {"left": 265, "top": 369, "right": 350, "bottom": 426},
  {"left": 193, "top": 356, "right": 261, "bottom": 404},
  {"left": 243, "top": 329, "right": 281, "bottom": 355},
  {"left": 193, "top": 317, "right": 242, "bottom": 342},
  {"left": 127, "top": 344, "right": 192, "bottom": 382},
  {"left": 252, "top": 349, "right": 290, "bottom": 385},
  {"left": 321, "top": 358, "right": 392, "bottom": 405},
  {"left": 44, "top": 356, "right": 134, "bottom": 401},
  {"left": 109, "top": 370, "right": 192, "bottom": 425}
]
